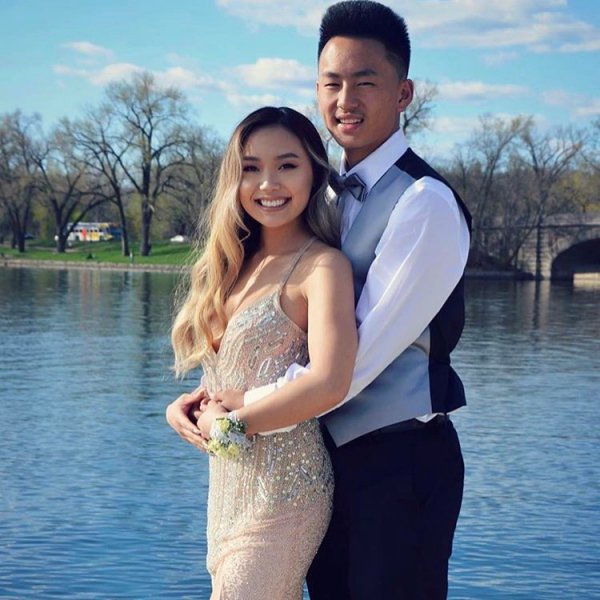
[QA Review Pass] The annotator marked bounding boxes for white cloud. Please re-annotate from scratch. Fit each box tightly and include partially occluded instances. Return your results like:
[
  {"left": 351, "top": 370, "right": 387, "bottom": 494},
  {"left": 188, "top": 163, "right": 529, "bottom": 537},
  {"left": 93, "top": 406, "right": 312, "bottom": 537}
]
[
  {"left": 57, "top": 38, "right": 224, "bottom": 92},
  {"left": 89, "top": 63, "right": 144, "bottom": 85},
  {"left": 53, "top": 62, "right": 143, "bottom": 85},
  {"left": 63, "top": 41, "right": 114, "bottom": 60},
  {"left": 439, "top": 81, "right": 528, "bottom": 102},
  {"left": 225, "top": 58, "right": 319, "bottom": 113},
  {"left": 557, "top": 38, "right": 600, "bottom": 53},
  {"left": 433, "top": 114, "right": 482, "bottom": 137},
  {"left": 405, "top": 2, "right": 600, "bottom": 53},
  {"left": 542, "top": 90, "right": 600, "bottom": 119},
  {"left": 154, "top": 67, "right": 216, "bottom": 91},
  {"left": 217, "top": 0, "right": 325, "bottom": 33},
  {"left": 233, "top": 58, "right": 314, "bottom": 89},
  {"left": 216, "top": 0, "right": 600, "bottom": 53},
  {"left": 574, "top": 99, "right": 600, "bottom": 118},
  {"left": 54, "top": 61, "right": 221, "bottom": 92},
  {"left": 226, "top": 92, "right": 282, "bottom": 109}
]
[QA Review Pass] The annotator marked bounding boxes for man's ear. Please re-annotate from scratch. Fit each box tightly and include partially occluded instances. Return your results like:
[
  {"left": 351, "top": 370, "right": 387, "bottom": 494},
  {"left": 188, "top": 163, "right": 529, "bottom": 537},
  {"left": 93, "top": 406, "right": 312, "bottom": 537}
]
[{"left": 398, "top": 79, "right": 414, "bottom": 113}]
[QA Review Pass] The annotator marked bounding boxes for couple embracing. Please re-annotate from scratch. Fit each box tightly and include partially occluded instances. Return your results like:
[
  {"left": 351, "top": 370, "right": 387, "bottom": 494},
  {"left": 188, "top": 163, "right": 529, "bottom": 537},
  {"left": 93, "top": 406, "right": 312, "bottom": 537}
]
[{"left": 166, "top": 2, "right": 471, "bottom": 598}]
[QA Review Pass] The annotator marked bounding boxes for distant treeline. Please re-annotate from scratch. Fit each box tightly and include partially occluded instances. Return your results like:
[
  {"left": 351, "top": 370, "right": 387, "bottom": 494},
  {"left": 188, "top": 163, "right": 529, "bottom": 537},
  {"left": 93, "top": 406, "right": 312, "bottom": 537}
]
[{"left": 1, "top": 72, "right": 599, "bottom": 267}]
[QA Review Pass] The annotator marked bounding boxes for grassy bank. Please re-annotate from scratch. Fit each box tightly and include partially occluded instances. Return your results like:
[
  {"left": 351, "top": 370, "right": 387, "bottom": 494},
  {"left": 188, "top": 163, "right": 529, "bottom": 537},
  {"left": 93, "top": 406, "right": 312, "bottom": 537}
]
[
  {"left": 1, "top": 240, "right": 194, "bottom": 268},
  {"left": 2, "top": 239, "right": 531, "bottom": 279}
]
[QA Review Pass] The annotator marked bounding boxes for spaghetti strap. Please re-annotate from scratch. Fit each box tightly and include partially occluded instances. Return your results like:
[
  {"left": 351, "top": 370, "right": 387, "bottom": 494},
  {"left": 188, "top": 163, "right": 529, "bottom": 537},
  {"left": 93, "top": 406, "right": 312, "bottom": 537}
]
[{"left": 278, "top": 236, "right": 316, "bottom": 291}]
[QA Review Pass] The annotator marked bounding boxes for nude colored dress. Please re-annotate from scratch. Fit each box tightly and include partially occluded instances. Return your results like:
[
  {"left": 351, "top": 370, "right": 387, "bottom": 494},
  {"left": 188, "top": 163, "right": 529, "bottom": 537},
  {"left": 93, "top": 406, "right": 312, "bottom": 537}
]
[{"left": 200, "top": 240, "right": 334, "bottom": 600}]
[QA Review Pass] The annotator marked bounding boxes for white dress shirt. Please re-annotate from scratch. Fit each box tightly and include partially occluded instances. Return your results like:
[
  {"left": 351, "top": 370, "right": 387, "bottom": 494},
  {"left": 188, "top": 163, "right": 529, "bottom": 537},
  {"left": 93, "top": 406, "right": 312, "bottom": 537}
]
[{"left": 244, "top": 128, "right": 470, "bottom": 429}]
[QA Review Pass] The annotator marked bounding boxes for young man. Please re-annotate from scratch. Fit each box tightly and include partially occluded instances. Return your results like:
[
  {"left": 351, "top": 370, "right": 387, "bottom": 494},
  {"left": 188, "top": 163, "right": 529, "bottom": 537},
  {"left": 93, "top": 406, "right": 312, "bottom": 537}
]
[
  {"left": 307, "top": 3, "right": 470, "bottom": 598},
  {"left": 167, "top": 1, "right": 471, "bottom": 597}
]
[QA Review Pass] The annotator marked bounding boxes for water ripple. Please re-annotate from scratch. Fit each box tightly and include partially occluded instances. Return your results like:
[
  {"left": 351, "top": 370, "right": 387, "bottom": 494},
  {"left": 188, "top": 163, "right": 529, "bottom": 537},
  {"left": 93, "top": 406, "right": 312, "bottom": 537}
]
[{"left": 1, "top": 272, "right": 599, "bottom": 599}]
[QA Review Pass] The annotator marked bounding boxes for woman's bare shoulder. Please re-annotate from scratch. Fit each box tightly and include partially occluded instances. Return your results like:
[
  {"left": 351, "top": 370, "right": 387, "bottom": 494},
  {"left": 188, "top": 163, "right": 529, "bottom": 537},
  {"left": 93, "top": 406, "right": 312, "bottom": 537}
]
[
  {"left": 304, "top": 240, "right": 350, "bottom": 270},
  {"left": 293, "top": 241, "right": 352, "bottom": 289}
]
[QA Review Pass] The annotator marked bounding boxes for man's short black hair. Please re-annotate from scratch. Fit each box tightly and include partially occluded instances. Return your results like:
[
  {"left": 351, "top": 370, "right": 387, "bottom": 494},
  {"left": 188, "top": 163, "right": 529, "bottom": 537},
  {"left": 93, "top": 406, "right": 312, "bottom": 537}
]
[{"left": 318, "top": 0, "right": 411, "bottom": 79}]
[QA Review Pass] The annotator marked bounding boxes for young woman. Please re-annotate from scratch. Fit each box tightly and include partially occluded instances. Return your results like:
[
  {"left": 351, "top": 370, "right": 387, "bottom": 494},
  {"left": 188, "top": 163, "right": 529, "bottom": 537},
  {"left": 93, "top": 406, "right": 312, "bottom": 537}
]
[{"left": 168, "top": 106, "right": 357, "bottom": 599}]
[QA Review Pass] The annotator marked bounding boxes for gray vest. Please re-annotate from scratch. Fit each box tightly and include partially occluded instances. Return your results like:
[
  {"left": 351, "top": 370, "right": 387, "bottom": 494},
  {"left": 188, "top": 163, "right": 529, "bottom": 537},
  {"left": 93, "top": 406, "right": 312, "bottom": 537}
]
[{"left": 322, "top": 150, "right": 469, "bottom": 446}]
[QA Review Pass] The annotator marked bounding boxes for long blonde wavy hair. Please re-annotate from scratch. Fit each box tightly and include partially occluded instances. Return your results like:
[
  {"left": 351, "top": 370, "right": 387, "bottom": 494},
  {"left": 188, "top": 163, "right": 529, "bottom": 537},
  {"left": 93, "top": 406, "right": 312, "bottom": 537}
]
[{"left": 171, "top": 106, "right": 339, "bottom": 376}]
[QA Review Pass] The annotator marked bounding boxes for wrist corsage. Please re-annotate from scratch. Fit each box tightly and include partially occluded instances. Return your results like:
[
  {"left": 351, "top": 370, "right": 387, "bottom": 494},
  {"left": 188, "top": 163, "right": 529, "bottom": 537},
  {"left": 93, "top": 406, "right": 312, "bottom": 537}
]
[{"left": 207, "top": 411, "right": 252, "bottom": 459}]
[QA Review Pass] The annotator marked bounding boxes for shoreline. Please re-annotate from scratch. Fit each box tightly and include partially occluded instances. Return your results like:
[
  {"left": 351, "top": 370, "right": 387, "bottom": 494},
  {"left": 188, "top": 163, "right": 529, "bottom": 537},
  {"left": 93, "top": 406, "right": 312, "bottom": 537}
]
[
  {"left": 1, "top": 256, "right": 186, "bottom": 274},
  {"left": 2, "top": 256, "right": 529, "bottom": 279}
]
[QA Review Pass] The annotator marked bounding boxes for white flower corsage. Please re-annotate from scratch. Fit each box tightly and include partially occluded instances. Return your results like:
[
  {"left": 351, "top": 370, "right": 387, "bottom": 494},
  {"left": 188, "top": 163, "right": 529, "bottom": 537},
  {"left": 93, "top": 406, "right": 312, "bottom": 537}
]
[{"left": 206, "top": 411, "right": 252, "bottom": 459}]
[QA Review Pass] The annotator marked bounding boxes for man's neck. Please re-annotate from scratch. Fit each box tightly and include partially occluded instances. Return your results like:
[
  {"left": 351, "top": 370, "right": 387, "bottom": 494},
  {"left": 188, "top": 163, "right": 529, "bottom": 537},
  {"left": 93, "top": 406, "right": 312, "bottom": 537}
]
[{"left": 341, "top": 129, "right": 409, "bottom": 182}]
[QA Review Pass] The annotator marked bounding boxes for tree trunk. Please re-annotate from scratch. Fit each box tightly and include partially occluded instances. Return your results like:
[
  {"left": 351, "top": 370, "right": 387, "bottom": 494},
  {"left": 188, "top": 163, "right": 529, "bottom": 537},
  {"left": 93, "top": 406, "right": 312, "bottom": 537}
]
[
  {"left": 116, "top": 201, "right": 130, "bottom": 257},
  {"left": 534, "top": 218, "right": 543, "bottom": 280},
  {"left": 139, "top": 197, "right": 152, "bottom": 256},
  {"left": 56, "top": 231, "right": 68, "bottom": 253}
]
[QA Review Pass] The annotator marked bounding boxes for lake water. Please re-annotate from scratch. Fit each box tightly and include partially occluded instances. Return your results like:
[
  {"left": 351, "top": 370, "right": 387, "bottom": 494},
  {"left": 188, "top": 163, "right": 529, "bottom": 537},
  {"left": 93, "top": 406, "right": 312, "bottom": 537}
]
[{"left": 0, "top": 267, "right": 599, "bottom": 600}]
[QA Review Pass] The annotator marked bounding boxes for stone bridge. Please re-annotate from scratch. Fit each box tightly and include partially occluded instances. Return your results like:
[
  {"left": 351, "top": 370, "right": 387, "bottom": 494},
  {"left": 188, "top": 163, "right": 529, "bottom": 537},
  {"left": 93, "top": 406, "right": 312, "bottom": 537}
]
[{"left": 517, "top": 213, "right": 600, "bottom": 280}]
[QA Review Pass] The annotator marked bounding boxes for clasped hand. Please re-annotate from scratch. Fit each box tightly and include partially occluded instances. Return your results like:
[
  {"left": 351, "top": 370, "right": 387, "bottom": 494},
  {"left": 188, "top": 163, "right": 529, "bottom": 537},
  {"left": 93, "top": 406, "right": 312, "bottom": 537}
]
[{"left": 165, "top": 386, "right": 245, "bottom": 452}]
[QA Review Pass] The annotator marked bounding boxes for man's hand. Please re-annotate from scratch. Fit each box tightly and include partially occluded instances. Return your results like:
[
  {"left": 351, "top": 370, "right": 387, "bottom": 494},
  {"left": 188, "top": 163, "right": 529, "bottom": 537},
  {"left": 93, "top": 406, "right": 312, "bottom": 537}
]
[
  {"left": 165, "top": 386, "right": 210, "bottom": 451},
  {"left": 212, "top": 389, "right": 245, "bottom": 411}
]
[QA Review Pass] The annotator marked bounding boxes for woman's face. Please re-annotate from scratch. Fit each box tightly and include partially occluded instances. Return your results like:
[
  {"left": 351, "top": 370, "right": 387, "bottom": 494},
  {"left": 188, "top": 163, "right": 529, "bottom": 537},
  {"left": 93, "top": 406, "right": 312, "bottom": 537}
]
[{"left": 239, "top": 125, "right": 314, "bottom": 233}]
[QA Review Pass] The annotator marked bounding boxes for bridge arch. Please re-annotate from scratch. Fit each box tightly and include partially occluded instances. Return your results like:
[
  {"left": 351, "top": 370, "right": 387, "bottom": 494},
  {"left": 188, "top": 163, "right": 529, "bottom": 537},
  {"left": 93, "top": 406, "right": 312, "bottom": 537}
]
[
  {"left": 551, "top": 238, "right": 600, "bottom": 280},
  {"left": 517, "top": 214, "right": 600, "bottom": 279}
]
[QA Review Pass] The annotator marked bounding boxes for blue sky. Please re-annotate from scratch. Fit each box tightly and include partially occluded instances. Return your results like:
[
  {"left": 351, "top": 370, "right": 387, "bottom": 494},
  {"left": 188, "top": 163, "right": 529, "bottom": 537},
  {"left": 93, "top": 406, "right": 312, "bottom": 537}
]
[{"left": 1, "top": 0, "right": 598, "bottom": 158}]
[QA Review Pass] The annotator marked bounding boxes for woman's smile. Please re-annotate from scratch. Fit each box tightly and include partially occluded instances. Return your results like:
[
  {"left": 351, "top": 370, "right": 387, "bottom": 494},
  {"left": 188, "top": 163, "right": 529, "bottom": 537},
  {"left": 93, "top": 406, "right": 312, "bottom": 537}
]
[{"left": 256, "top": 197, "right": 290, "bottom": 209}]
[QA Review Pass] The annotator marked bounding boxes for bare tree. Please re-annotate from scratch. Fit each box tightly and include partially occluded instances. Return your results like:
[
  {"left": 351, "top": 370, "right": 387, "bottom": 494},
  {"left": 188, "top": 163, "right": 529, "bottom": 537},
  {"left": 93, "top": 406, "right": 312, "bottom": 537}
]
[
  {"left": 33, "top": 123, "right": 107, "bottom": 253},
  {"left": 402, "top": 80, "right": 438, "bottom": 139},
  {"left": 518, "top": 125, "right": 584, "bottom": 278},
  {"left": 303, "top": 101, "right": 343, "bottom": 166},
  {"left": 63, "top": 107, "right": 136, "bottom": 256},
  {"left": 105, "top": 72, "right": 193, "bottom": 256},
  {"left": 0, "top": 111, "right": 42, "bottom": 252},
  {"left": 165, "top": 126, "right": 223, "bottom": 238},
  {"left": 449, "top": 114, "right": 532, "bottom": 258},
  {"left": 581, "top": 118, "right": 600, "bottom": 175}
]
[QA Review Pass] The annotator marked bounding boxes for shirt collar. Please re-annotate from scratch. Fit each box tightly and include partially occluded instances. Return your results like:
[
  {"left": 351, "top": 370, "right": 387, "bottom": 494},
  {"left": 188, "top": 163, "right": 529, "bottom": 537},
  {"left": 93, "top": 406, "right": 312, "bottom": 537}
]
[{"left": 340, "top": 129, "right": 409, "bottom": 193}]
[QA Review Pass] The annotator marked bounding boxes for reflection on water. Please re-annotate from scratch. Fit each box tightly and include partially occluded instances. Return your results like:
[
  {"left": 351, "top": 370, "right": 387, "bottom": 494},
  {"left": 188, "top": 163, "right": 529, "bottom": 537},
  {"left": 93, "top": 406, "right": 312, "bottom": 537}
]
[
  {"left": 451, "top": 280, "right": 600, "bottom": 599},
  {"left": 0, "top": 270, "right": 598, "bottom": 599}
]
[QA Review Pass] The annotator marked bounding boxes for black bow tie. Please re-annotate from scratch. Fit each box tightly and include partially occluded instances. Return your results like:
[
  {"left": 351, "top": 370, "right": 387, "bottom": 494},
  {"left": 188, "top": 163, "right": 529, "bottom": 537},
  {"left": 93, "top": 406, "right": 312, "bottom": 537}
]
[{"left": 329, "top": 172, "right": 367, "bottom": 202}]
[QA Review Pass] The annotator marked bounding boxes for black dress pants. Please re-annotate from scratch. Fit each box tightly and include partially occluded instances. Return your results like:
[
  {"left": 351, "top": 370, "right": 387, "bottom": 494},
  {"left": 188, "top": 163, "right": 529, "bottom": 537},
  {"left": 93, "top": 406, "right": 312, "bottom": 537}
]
[{"left": 306, "top": 417, "right": 464, "bottom": 600}]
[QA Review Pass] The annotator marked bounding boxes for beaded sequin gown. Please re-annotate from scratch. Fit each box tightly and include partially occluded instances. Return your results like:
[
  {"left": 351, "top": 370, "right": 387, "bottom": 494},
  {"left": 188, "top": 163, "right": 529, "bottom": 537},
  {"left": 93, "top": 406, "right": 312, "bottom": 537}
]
[{"left": 200, "top": 239, "right": 334, "bottom": 600}]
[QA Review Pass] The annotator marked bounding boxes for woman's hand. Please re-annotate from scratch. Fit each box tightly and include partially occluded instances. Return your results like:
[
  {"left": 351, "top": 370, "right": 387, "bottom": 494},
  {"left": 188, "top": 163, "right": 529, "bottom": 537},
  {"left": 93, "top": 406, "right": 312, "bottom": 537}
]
[
  {"left": 212, "top": 389, "right": 245, "bottom": 411},
  {"left": 193, "top": 395, "right": 213, "bottom": 418},
  {"left": 197, "top": 401, "right": 229, "bottom": 439},
  {"left": 165, "top": 386, "right": 210, "bottom": 451}
]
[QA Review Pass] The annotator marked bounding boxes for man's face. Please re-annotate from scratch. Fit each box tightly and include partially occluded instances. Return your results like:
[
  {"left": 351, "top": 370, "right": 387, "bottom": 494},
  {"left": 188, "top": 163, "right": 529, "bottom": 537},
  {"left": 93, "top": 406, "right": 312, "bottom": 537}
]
[{"left": 317, "top": 36, "right": 413, "bottom": 167}]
